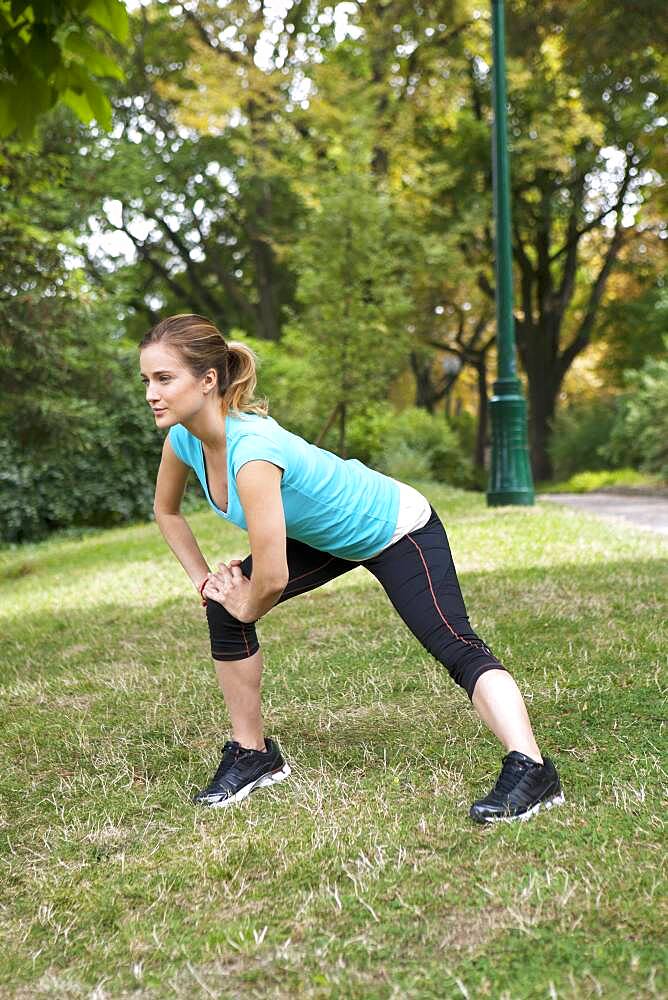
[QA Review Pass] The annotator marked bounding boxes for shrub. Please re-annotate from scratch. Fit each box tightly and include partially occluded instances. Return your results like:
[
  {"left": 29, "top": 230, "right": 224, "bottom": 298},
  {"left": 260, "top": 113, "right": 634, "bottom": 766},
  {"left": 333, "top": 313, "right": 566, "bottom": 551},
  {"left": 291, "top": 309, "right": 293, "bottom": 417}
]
[
  {"left": 546, "top": 468, "right": 661, "bottom": 493},
  {"left": 548, "top": 398, "right": 619, "bottom": 480},
  {"left": 604, "top": 349, "right": 668, "bottom": 480},
  {"left": 449, "top": 410, "right": 477, "bottom": 459},
  {"left": 346, "top": 403, "right": 396, "bottom": 466},
  {"left": 0, "top": 353, "right": 163, "bottom": 544},
  {"left": 358, "top": 406, "right": 475, "bottom": 488}
]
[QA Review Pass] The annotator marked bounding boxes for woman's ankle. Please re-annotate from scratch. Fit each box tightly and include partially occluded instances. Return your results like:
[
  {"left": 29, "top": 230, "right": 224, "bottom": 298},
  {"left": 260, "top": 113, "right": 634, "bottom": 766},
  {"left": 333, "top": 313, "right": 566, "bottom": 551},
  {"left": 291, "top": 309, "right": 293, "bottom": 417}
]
[{"left": 233, "top": 735, "right": 266, "bottom": 752}]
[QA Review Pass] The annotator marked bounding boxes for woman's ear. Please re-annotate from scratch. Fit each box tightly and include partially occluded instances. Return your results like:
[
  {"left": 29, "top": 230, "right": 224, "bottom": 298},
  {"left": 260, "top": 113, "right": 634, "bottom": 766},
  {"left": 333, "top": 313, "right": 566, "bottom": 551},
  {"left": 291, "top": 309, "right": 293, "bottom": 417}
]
[{"left": 202, "top": 367, "right": 218, "bottom": 395}]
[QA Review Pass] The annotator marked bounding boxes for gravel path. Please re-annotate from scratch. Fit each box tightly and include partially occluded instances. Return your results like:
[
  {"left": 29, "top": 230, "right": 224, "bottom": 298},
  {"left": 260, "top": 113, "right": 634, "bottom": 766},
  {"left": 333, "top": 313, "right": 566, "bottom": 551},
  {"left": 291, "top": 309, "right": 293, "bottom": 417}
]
[{"left": 540, "top": 491, "right": 668, "bottom": 536}]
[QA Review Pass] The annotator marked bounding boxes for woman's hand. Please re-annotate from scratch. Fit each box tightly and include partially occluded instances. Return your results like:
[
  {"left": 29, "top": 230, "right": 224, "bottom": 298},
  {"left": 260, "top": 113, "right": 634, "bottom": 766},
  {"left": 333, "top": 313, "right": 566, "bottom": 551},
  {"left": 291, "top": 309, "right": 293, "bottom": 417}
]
[{"left": 203, "top": 560, "right": 257, "bottom": 623}]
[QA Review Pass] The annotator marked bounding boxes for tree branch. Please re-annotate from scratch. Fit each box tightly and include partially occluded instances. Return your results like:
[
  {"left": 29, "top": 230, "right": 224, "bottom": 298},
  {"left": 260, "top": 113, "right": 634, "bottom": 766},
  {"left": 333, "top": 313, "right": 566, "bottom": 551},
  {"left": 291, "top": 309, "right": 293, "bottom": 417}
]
[
  {"left": 558, "top": 157, "right": 633, "bottom": 377},
  {"left": 512, "top": 219, "right": 534, "bottom": 325},
  {"left": 116, "top": 212, "right": 192, "bottom": 304},
  {"left": 146, "top": 211, "right": 222, "bottom": 317},
  {"left": 477, "top": 271, "right": 495, "bottom": 301},
  {"left": 554, "top": 169, "right": 586, "bottom": 312}
]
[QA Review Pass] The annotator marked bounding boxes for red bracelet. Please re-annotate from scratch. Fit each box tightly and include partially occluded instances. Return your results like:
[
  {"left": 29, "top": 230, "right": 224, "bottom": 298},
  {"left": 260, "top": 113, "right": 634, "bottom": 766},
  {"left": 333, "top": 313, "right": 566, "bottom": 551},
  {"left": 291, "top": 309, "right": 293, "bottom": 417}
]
[{"left": 198, "top": 577, "right": 208, "bottom": 607}]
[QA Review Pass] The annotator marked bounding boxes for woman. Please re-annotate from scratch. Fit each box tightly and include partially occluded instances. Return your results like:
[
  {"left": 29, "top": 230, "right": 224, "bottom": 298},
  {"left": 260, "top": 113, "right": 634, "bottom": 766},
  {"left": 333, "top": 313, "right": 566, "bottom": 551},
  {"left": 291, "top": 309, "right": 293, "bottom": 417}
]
[{"left": 140, "top": 314, "right": 563, "bottom": 823}]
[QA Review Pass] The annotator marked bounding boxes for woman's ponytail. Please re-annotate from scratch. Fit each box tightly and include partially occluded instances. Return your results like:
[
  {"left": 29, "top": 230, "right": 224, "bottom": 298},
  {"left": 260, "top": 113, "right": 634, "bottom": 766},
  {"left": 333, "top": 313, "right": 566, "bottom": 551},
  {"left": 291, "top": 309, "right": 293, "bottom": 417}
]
[{"left": 225, "top": 342, "right": 268, "bottom": 416}]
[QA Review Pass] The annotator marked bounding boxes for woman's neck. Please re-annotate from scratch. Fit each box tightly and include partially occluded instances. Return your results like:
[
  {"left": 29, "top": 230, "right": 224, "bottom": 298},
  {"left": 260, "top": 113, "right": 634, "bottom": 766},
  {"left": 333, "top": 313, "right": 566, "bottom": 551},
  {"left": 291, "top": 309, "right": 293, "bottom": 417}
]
[{"left": 185, "top": 402, "right": 228, "bottom": 450}]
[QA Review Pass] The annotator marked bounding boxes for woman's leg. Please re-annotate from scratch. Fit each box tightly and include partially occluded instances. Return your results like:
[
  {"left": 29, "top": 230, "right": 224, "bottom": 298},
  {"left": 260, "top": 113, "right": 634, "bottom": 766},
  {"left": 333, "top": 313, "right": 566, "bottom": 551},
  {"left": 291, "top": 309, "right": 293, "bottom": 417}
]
[
  {"left": 213, "top": 650, "right": 265, "bottom": 750},
  {"left": 205, "top": 541, "right": 358, "bottom": 749},
  {"left": 471, "top": 670, "right": 541, "bottom": 761},
  {"left": 363, "top": 507, "right": 542, "bottom": 759}
]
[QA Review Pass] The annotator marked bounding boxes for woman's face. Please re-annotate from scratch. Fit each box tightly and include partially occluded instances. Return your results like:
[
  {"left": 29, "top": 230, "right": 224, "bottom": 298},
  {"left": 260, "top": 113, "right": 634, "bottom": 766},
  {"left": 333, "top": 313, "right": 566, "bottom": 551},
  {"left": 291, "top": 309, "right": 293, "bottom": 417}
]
[{"left": 140, "top": 343, "right": 213, "bottom": 428}]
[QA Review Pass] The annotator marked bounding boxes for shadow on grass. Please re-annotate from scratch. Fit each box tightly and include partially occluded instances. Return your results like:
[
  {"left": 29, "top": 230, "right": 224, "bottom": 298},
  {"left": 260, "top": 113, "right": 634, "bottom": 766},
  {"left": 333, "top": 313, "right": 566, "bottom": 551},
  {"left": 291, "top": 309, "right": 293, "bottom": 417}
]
[{"left": 2, "top": 557, "right": 665, "bottom": 707}]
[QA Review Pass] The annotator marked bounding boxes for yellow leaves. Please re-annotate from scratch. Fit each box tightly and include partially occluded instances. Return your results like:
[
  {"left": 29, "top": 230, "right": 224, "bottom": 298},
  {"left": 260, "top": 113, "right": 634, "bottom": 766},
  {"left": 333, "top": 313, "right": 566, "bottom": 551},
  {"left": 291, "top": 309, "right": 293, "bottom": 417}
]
[
  {"left": 157, "top": 36, "right": 284, "bottom": 136},
  {"left": 507, "top": 35, "right": 605, "bottom": 175},
  {"left": 506, "top": 57, "right": 533, "bottom": 92},
  {"left": 540, "top": 32, "right": 564, "bottom": 80}
]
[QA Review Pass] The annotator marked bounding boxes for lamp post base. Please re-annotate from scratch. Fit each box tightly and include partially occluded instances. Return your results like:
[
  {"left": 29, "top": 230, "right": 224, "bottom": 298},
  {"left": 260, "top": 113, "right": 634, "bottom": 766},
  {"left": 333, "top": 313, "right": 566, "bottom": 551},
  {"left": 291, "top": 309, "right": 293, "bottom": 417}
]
[{"left": 487, "top": 381, "right": 534, "bottom": 506}]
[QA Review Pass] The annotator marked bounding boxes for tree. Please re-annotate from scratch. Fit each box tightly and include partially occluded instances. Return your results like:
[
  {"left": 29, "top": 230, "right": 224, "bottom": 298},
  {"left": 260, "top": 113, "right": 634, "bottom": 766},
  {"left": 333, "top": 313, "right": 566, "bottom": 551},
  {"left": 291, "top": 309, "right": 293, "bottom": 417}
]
[
  {"left": 0, "top": 0, "right": 128, "bottom": 139},
  {"left": 66, "top": 0, "right": 316, "bottom": 341},
  {"left": 288, "top": 156, "right": 411, "bottom": 456},
  {"left": 395, "top": 3, "right": 667, "bottom": 478},
  {"left": 501, "top": 2, "right": 666, "bottom": 477},
  {"left": 593, "top": 239, "right": 667, "bottom": 386}
]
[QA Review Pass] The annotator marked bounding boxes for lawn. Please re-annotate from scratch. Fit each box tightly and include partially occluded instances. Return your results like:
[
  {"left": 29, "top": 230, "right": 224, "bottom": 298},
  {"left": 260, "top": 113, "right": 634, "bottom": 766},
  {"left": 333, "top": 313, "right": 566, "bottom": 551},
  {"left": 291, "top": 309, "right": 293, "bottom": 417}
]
[{"left": 0, "top": 485, "right": 666, "bottom": 999}]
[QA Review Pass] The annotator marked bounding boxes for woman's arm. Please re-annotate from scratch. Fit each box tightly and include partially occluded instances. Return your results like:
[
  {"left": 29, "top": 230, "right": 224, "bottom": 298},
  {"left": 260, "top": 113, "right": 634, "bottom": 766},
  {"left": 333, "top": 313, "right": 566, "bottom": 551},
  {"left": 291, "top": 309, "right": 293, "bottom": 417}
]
[
  {"left": 204, "top": 460, "right": 288, "bottom": 621},
  {"left": 154, "top": 436, "right": 210, "bottom": 590}
]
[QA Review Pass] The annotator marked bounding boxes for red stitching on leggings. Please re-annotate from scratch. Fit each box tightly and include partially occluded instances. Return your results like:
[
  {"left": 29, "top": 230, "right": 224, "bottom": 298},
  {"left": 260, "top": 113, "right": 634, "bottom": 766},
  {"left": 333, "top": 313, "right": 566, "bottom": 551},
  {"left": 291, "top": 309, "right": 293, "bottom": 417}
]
[
  {"left": 406, "top": 534, "right": 484, "bottom": 651},
  {"left": 286, "top": 557, "right": 336, "bottom": 588},
  {"left": 240, "top": 623, "right": 250, "bottom": 657}
]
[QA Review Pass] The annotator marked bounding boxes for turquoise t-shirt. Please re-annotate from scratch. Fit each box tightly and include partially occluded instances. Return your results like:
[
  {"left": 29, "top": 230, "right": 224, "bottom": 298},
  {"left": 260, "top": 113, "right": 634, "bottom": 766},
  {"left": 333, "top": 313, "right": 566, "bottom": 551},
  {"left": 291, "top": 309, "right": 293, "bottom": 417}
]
[{"left": 168, "top": 413, "right": 400, "bottom": 560}]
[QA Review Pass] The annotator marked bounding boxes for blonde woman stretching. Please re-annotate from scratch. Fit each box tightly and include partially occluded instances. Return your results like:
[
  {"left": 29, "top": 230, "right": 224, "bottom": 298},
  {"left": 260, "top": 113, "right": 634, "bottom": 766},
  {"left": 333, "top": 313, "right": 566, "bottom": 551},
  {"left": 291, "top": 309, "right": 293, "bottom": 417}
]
[{"left": 140, "top": 314, "right": 563, "bottom": 823}]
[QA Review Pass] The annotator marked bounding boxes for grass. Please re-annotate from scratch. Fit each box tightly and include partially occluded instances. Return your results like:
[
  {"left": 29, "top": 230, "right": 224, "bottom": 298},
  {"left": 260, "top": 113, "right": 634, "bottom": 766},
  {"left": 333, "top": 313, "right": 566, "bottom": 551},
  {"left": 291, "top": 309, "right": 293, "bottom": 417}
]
[
  {"left": 537, "top": 468, "right": 665, "bottom": 494},
  {"left": 0, "top": 484, "right": 666, "bottom": 999}
]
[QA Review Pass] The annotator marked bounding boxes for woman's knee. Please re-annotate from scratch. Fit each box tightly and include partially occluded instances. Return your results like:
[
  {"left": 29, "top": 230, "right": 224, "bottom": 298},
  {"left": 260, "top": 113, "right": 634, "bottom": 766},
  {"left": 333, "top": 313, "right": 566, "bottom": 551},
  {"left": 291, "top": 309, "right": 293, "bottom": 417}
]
[
  {"left": 205, "top": 600, "right": 259, "bottom": 661},
  {"left": 429, "top": 633, "right": 507, "bottom": 701}
]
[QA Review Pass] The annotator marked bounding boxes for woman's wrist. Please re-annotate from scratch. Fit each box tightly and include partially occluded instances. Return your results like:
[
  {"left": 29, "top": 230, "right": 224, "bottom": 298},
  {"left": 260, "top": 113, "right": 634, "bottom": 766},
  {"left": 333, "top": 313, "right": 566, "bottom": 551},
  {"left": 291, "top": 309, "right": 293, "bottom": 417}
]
[{"left": 197, "top": 574, "right": 209, "bottom": 606}]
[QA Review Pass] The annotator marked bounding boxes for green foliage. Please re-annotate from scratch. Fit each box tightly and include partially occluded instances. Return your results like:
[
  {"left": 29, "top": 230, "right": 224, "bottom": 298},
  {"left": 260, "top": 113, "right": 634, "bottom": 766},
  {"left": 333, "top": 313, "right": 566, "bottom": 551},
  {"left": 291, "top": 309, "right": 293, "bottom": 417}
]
[
  {"left": 0, "top": 0, "right": 127, "bottom": 139},
  {"left": 347, "top": 405, "right": 476, "bottom": 489},
  {"left": 547, "top": 399, "right": 619, "bottom": 480},
  {"left": 345, "top": 403, "right": 397, "bottom": 467},
  {"left": 544, "top": 468, "right": 662, "bottom": 494},
  {"left": 3, "top": 0, "right": 666, "bottom": 536},
  {"left": 0, "top": 350, "right": 163, "bottom": 543},
  {"left": 288, "top": 156, "right": 412, "bottom": 453},
  {"left": 605, "top": 348, "right": 668, "bottom": 481},
  {"left": 596, "top": 281, "right": 668, "bottom": 388},
  {"left": 449, "top": 411, "right": 477, "bottom": 459},
  {"left": 241, "top": 331, "right": 325, "bottom": 445}
]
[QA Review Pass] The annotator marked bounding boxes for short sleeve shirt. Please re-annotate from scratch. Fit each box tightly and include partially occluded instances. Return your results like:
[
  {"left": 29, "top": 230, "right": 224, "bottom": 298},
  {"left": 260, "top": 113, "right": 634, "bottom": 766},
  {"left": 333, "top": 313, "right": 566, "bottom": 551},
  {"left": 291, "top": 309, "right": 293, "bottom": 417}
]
[{"left": 168, "top": 412, "right": 400, "bottom": 561}]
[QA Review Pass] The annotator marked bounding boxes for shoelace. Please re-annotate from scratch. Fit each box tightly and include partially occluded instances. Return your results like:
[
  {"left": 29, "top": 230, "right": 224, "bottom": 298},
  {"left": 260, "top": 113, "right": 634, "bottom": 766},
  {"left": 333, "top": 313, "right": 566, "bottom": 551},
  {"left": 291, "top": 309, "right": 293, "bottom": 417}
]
[
  {"left": 493, "top": 755, "right": 533, "bottom": 796},
  {"left": 211, "top": 740, "right": 245, "bottom": 783}
]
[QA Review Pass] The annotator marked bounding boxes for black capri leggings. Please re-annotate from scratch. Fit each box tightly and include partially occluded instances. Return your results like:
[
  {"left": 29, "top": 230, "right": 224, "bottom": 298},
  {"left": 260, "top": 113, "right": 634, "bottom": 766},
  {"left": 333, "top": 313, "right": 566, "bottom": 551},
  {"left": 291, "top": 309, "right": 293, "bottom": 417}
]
[{"left": 205, "top": 506, "right": 507, "bottom": 700}]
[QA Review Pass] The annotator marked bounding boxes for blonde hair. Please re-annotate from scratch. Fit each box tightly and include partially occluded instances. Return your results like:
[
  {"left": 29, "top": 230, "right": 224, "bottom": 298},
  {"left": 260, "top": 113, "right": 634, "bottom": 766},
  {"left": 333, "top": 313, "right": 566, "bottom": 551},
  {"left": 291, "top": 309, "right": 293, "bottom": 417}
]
[{"left": 140, "top": 314, "right": 268, "bottom": 417}]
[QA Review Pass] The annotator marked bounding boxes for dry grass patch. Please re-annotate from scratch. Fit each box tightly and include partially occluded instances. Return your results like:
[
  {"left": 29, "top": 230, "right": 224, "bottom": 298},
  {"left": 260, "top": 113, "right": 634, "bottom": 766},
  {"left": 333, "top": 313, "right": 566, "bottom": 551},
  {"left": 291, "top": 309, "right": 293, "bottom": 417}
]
[{"left": 1, "top": 486, "right": 667, "bottom": 998}]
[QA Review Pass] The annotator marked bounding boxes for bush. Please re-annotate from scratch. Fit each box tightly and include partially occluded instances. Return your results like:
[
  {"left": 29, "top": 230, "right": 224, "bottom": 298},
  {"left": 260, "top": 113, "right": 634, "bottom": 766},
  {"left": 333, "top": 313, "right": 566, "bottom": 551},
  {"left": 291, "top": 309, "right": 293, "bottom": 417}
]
[
  {"left": 243, "top": 330, "right": 325, "bottom": 444},
  {"left": 0, "top": 353, "right": 164, "bottom": 544},
  {"left": 604, "top": 349, "right": 668, "bottom": 481},
  {"left": 545, "top": 468, "right": 661, "bottom": 493},
  {"left": 548, "top": 398, "right": 619, "bottom": 480},
  {"left": 346, "top": 403, "right": 396, "bottom": 466},
  {"left": 449, "top": 410, "right": 477, "bottom": 459},
  {"left": 347, "top": 405, "right": 475, "bottom": 488}
]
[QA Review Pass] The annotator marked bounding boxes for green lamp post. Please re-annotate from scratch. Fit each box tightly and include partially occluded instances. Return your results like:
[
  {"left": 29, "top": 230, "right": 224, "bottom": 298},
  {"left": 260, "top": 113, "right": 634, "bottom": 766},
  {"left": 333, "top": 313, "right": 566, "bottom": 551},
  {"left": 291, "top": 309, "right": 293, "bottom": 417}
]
[{"left": 486, "top": 0, "right": 534, "bottom": 506}]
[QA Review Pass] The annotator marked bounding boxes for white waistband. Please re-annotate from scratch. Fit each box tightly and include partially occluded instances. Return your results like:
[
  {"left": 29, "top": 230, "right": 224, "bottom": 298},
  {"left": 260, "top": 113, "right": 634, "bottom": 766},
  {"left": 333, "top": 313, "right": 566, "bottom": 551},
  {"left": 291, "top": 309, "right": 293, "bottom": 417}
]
[{"left": 385, "top": 480, "right": 432, "bottom": 546}]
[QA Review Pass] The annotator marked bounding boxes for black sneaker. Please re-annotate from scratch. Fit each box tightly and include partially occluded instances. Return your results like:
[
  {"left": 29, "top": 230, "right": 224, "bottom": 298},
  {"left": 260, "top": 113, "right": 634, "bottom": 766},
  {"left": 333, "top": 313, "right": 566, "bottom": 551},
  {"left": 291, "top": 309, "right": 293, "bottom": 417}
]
[
  {"left": 193, "top": 737, "right": 291, "bottom": 808},
  {"left": 470, "top": 751, "right": 564, "bottom": 823}
]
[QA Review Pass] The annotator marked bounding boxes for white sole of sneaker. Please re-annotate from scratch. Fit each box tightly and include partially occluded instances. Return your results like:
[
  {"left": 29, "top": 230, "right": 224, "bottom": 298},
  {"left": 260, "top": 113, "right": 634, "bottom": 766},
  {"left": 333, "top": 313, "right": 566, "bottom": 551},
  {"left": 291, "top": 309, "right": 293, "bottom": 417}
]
[
  {"left": 205, "top": 763, "right": 292, "bottom": 809},
  {"left": 481, "top": 790, "right": 566, "bottom": 824}
]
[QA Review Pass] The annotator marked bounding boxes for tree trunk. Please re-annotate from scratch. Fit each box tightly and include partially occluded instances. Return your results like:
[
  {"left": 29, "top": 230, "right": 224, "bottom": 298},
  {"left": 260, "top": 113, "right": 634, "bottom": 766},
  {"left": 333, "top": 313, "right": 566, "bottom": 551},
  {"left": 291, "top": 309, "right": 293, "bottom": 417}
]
[
  {"left": 250, "top": 233, "right": 280, "bottom": 340},
  {"left": 410, "top": 352, "right": 436, "bottom": 412},
  {"left": 315, "top": 402, "right": 341, "bottom": 448},
  {"left": 526, "top": 366, "right": 559, "bottom": 481},
  {"left": 338, "top": 400, "right": 347, "bottom": 457},
  {"left": 473, "top": 358, "right": 488, "bottom": 470},
  {"left": 518, "top": 311, "right": 562, "bottom": 480}
]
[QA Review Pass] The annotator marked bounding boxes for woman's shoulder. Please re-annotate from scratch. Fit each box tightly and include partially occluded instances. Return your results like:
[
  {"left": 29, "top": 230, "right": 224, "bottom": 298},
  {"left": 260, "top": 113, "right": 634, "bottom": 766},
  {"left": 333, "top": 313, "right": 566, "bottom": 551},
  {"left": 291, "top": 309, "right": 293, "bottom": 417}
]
[
  {"left": 168, "top": 423, "right": 197, "bottom": 464},
  {"left": 227, "top": 412, "right": 289, "bottom": 474},
  {"left": 228, "top": 411, "right": 281, "bottom": 439}
]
